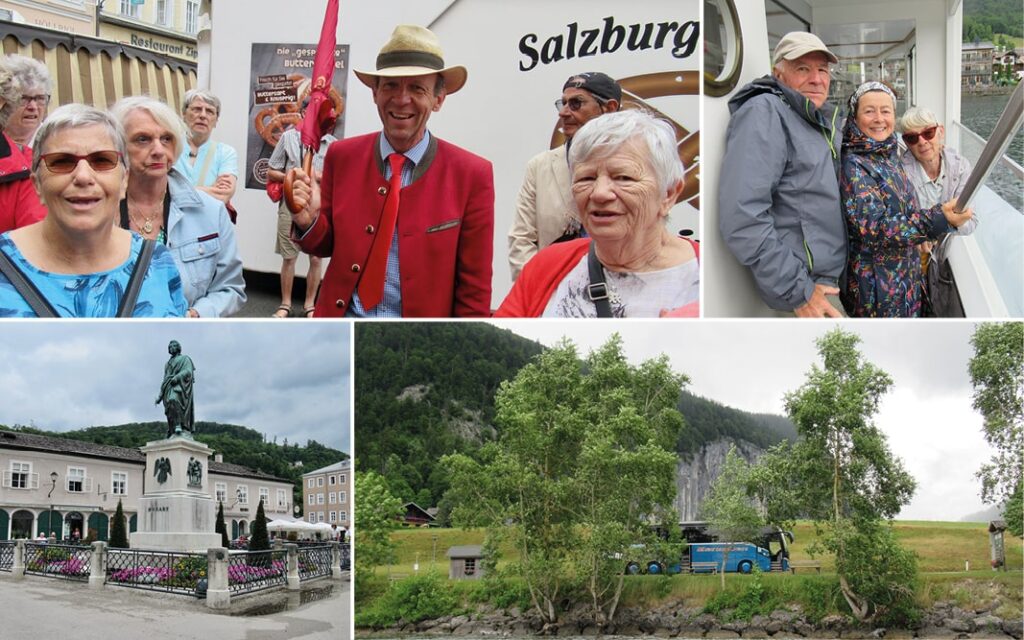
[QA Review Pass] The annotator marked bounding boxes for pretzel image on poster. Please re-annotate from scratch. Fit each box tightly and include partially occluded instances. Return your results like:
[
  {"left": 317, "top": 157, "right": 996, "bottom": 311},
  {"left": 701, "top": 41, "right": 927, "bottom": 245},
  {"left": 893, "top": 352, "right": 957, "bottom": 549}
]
[
  {"left": 254, "top": 74, "right": 346, "bottom": 147},
  {"left": 549, "top": 70, "right": 699, "bottom": 209}
]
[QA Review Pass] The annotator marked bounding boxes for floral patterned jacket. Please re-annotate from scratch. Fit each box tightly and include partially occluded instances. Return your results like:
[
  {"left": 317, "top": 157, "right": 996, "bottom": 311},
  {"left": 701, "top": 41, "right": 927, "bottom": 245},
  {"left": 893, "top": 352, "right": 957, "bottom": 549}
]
[{"left": 839, "top": 121, "right": 951, "bottom": 317}]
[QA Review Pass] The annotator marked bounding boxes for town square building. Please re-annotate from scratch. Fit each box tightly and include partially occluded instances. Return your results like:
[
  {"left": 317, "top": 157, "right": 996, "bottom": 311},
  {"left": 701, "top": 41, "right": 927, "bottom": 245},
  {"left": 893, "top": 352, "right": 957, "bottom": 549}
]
[
  {"left": 0, "top": 430, "right": 292, "bottom": 541},
  {"left": 301, "top": 460, "right": 350, "bottom": 530}
]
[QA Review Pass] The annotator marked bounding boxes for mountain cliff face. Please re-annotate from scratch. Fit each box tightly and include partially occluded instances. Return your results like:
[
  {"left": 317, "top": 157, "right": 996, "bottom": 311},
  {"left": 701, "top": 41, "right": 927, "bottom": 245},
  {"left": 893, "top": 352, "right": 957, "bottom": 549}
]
[{"left": 674, "top": 438, "right": 764, "bottom": 520}]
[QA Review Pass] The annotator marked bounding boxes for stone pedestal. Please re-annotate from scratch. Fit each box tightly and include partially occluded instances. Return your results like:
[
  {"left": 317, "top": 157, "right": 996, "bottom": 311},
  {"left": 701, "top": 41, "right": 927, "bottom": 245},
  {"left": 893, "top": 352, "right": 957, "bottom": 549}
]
[{"left": 130, "top": 436, "right": 222, "bottom": 552}]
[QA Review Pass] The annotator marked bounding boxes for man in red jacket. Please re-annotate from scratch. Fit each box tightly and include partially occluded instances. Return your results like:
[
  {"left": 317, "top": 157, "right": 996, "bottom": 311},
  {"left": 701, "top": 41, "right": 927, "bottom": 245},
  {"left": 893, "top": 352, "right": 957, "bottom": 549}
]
[{"left": 288, "top": 25, "right": 494, "bottom": 317}]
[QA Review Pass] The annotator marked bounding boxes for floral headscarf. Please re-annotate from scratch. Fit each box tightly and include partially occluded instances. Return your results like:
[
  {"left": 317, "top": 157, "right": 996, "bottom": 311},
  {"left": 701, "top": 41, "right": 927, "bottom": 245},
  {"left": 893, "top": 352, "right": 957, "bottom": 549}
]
[{"left": 847, "top": 81, "right": 896, "bottom": 117}]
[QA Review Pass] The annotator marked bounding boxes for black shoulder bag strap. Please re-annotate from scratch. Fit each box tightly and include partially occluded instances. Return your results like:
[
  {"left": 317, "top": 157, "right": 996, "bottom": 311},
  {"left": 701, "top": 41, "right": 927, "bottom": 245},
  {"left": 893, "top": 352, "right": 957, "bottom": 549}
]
[
  {"left": 586, "top": 241, "right": 613, "bottom": 318},
  {"left": 116, "top": 239, "right": 156, "bottom": 318},
  {"left": 0, "top": 249, "right": 59, "bottom": 317}
]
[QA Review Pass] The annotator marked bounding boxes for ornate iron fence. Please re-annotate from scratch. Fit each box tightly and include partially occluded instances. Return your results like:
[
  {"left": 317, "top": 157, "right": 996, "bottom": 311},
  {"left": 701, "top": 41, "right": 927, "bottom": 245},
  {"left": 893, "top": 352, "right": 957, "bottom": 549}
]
[
  {"left": 228, "top": 549, "right": 287, "bottom": 596},
  {"left": 0, "top": 541, "right": 14, "bottom": 572},
  {"left": 298, "top": 545, "right": 332, "bottom": 582},
  {"left": 341, "top": 542, "right": 351, "bottom": 571},
  {"left": 105, "top": 548, "right": 208, "bottom": 597},
  {"left": 23, "top": 543, "right": 90, "bottom": 581}
]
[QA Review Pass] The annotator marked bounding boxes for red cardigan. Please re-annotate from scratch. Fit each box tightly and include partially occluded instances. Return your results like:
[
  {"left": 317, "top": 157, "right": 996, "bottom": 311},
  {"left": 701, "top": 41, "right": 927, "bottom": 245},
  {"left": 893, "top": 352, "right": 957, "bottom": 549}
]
[
  {"left": 495, "top": 237, "right": 700, "bottom": 317},
  {"left": 0, "top": 133, "right": 46, "bottom": 234},
  {"left": 297, "top": 132, "right": 494, "bottom": 317}
]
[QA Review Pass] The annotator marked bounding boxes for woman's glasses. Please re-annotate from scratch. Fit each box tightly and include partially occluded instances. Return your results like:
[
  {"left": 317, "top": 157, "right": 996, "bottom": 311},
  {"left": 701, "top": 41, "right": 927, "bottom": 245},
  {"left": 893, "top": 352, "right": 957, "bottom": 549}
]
[
  {"left": 902, "top": 126, "right": 938, "bottom": 145},
  {"left": 40, "top": 151, "right": 122, "bottom": 174}
]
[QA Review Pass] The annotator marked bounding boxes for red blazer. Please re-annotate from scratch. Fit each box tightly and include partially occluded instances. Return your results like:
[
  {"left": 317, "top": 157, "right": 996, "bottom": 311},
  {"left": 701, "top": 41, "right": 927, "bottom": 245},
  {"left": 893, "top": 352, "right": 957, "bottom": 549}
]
[
  {"left": 297, "top": 132, "right": 494, "bottom": 317},
  {"left": 0, "top": 133, "right": 46, "bottom": 234}
]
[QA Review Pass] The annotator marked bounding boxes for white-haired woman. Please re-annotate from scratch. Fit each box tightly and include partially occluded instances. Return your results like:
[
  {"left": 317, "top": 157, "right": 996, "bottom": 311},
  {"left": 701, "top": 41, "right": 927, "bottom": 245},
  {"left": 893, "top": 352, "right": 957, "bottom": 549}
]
[
  {"left": 0, "top": 57, "right": 46, "bottom": 234},
  {"left": 4, "top": 55, "right": 51, "bottom": 156},
  {"left": 898, "top": 106, "right": 978, "bottom": 315},
  {"left": 495, "top": 109, "right": 698, "bottom": 317},
  {"left": 0, "top": 104, "right": 186, "bottom": 317},
  {"left": 110, "top": 96, "right": 245, "bottom": 318}
]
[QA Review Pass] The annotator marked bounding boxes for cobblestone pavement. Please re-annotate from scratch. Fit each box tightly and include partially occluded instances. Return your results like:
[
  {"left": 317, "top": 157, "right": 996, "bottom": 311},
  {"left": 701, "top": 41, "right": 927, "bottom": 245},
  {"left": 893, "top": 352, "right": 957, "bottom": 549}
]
[{"left": 0, "top": 575, "right": 350, "bottom": 640}]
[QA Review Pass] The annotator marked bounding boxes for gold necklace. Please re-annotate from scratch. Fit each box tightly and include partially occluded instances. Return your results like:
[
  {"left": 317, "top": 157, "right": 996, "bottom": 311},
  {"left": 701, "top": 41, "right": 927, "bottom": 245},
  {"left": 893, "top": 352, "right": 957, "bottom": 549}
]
[{"left": 128, "top": 205, "right": 160, "bottom": 235}]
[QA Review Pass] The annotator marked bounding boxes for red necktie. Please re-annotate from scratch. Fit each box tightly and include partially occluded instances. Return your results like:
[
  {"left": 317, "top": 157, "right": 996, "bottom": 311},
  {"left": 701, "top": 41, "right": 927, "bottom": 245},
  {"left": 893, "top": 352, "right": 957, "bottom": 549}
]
[{"left": 359, "top": 153, "right": 405, "bottom": 310}]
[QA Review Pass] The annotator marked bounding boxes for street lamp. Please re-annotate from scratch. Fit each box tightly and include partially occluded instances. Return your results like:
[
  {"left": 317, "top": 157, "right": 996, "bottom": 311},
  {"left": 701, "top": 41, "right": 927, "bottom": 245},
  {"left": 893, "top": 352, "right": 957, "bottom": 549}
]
[{"left": 46, "top": 472, "right": 58, "bottom": 540}]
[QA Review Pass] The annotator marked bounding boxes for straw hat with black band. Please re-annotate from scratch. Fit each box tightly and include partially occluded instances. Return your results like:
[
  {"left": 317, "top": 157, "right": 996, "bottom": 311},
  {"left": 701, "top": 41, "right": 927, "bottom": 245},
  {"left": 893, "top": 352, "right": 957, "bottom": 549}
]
[{"left": 354, "top": 25, "right": 467, "bottom": 94}]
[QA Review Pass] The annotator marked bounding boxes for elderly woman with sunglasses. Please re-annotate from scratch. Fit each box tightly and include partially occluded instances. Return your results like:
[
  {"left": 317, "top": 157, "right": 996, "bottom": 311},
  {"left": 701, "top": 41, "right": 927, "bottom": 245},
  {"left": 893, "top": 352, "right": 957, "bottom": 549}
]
[
  {"left": 899, "top": 107, "right": 978, "bottom": 315},
  {"left": 839, "top": 82, "right": 973, "bottom": 318},
  {"left": 110, "top": 96, "right": 245, "bottom": 318},
  {"left": 0, "top": 104, "right": 186, "bottom": 317},
  {"left": 0, "top": 57, "right": 47, "bottom": 235}
]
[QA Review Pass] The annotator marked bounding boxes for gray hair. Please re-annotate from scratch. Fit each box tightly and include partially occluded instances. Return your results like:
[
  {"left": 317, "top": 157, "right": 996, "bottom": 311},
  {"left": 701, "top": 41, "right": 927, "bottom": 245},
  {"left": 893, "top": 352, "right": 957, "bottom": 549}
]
[
  {"left": 6, "top": 55, "right": 52, "bottom": 95},
  {"left": 182, "top": 89, "right": 221, "bottom": 115},
  {"left": 898, "top": 106, "right": 939, "bottom": 133},
  {"left": 110, "top": 95, "right": 188, "bottom": 160},
  {"left": 30, "top": 103, "right": 127, "bottom": 175},
  {"left": 568, "top": 108, "right": 684, "bottom": 195},
  {"left": 0, "top": 58, "right": 22, "bottom": 130}
]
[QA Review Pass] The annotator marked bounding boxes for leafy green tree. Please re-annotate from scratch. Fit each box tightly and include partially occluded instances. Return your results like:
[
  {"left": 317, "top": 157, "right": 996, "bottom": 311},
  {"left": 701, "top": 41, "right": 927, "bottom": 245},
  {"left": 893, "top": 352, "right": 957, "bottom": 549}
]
[
  {"left": 109, "top": 499, "right": 129, "bottom": 549},
  {"left": 444, "top": 336, "right": 686, "bottom": 627},
  {"left": 215, "top": 501, "right": 229, "bottom": 548},
  {"left": 969, "top": 323, "right": 1023, "bottom": 532},
  {"left": 355, "top": 471, "right": 403, "bottom": 573},
  {"left": 1003, "top": 481, "right": 1023, "bottom": 537},
  {"left": 783, "top": 329, "right": 917, "bottom": 623},
  {"left": 700, "top": 445, "right": 764, "bottom": 589},
  {"left": 250, "top": 499, "right": 270, "bottom": 552}
]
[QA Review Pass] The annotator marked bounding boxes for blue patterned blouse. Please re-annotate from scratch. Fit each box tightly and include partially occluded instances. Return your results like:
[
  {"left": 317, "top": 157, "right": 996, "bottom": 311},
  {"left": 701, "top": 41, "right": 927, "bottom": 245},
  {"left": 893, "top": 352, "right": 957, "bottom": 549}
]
[{"left": 0, "top": 233, "right": 187, "bottom": 318}]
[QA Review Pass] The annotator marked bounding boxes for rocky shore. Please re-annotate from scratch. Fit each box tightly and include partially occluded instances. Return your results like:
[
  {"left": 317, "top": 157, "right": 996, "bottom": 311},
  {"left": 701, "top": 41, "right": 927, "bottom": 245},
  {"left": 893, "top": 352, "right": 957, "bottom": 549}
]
[{"left": 359, "top": 600, "right": 1023, "bottom": 639}]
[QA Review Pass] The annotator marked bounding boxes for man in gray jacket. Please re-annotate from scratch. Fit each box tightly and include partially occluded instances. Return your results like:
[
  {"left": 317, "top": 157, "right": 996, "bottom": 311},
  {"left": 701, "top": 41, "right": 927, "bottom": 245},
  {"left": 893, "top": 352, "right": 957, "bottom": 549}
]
[{"left": 719, "top": 32, "right": 846, "bottom": 317}]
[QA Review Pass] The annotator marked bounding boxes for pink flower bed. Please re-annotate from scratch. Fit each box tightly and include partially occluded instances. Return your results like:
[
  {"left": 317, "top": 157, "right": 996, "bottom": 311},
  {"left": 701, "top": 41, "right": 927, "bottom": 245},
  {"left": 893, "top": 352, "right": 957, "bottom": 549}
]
[
  {"left": 228, "top": 560, "right": 285, "bottom": 584},
  {"left": 108, "top": 566, "right": 173, "bottom": 582}
]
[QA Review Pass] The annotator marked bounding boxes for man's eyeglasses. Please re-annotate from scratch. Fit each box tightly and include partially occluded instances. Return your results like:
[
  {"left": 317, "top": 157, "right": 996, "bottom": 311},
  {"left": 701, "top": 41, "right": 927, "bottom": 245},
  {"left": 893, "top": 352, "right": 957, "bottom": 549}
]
[
  {"left": 40, "top": 151, "right": 122, "bottom": 174},
  {"left": 555, "top": 96, "right": 603, "bottom": 112},
  {"left": 20, "top": 94, "right": 50, "bottom": 106},
  {"left": 902, "top": 125, "right": 938, "bottom": 146}
]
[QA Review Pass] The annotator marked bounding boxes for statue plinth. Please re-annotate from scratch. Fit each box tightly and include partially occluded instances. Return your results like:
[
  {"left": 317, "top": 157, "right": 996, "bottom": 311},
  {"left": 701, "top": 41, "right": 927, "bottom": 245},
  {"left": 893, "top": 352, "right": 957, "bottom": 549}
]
[{"left": 130, "top": 436, "right": 222, "bottom": 552}]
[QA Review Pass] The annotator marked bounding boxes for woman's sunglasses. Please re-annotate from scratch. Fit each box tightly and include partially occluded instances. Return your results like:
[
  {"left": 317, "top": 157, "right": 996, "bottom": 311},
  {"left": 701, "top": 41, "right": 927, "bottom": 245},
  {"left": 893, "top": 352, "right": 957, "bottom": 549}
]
[
  {"left": 901, "top": 126, "right": 938, "bottom": 146},
  {"left": 40, "top": 151, "right": 122, "bottom": 174}
]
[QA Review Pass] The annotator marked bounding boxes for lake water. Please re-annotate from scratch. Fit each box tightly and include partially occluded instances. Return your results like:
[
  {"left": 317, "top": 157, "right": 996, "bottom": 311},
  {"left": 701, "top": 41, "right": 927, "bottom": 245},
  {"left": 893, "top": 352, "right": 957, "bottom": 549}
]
[{"left": 961, "top": 93, "right": 1023, "bottom": 165}]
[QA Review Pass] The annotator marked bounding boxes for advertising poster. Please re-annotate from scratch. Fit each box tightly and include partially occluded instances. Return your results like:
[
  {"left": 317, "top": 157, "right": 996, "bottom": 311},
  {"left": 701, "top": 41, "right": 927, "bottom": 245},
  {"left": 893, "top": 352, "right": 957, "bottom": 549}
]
[{"left": 245, "top": 42, "right": 349, "bottom": 189}]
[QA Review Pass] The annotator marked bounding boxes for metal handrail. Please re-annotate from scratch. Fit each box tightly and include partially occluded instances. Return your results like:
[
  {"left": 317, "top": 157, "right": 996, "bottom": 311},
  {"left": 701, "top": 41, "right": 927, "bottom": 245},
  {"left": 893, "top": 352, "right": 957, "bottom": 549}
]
[{"left": 954, "top": 82, "right": 1024, "bottom": 212}]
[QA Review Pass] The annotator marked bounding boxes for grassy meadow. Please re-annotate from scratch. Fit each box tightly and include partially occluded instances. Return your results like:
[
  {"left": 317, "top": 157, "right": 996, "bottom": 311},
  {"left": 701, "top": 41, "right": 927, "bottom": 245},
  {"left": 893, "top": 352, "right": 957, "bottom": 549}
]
[{"left": 383, "top": 520, "right": 1022, "bottom": 576}]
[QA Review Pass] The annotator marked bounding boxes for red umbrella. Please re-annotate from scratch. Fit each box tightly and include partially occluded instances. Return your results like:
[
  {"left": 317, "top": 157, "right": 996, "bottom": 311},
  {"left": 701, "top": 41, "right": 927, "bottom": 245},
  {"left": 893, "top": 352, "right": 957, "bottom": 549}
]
[
  {"left": 286, "top": 0, "right": 339, "bottom": 212},
  {"left": 300, "top": 0, "right": 339, "bottom": 154}
]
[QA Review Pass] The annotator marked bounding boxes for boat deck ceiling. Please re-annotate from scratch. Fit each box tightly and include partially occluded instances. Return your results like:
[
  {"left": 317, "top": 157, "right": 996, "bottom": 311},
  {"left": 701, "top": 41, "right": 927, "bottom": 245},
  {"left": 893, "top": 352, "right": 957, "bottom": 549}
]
[
  {"left": 770, "top": 0, "right": 961, "bottom": 61},
  {"left": 816, "top": 20, "right": 916, "bottom": 62}
]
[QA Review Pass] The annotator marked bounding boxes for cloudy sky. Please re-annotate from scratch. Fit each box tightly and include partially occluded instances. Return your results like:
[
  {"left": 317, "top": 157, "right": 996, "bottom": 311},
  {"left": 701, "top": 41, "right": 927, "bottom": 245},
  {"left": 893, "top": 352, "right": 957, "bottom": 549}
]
[
  {"left": 0, "top": 322, "right": 351, "bottom": 455},
  {"left": 490, "top": 320, "right": 1000, "bottom": 522}
]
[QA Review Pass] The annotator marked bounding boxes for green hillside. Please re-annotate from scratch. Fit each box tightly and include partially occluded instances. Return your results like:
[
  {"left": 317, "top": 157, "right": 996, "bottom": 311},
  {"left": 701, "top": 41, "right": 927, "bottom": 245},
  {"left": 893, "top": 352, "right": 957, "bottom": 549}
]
[{"left": 964, "top": 0, "right": 1023, "bottom": 41}]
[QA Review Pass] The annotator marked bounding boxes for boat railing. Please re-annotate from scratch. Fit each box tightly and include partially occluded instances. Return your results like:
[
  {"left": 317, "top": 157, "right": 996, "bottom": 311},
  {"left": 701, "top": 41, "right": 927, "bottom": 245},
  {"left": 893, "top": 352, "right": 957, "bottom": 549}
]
[{"left": 945, "top": 110, "right": 1023, "bottom": 317}]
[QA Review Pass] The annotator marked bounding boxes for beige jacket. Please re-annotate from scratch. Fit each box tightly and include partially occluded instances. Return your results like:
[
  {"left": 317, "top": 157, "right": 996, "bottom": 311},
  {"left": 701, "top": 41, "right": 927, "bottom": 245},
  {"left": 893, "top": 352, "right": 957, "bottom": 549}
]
[{"left": 507, "top": 145, "right": 577, "bottom": 281}]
